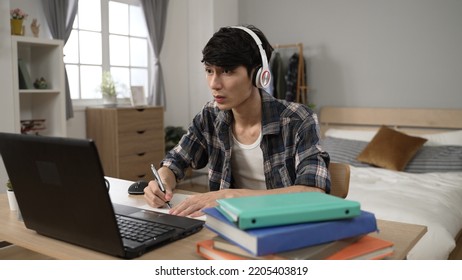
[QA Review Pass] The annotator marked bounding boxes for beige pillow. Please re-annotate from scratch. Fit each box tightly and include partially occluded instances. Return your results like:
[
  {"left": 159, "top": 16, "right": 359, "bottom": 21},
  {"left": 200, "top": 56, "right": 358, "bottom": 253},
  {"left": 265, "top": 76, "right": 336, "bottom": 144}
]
[{"left": 356, "top": 125, "right": 427, "bottom": 171}]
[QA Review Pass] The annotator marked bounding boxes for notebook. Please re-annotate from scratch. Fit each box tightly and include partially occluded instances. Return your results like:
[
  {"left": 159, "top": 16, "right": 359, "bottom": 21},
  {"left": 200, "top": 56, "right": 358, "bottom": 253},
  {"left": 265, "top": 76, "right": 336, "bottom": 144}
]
[
  {"left": 0, "top": 132, "right": 204, "bottom": 259},
  {"left": 216, "top": 192, "right": 361, "bottom": 229}
]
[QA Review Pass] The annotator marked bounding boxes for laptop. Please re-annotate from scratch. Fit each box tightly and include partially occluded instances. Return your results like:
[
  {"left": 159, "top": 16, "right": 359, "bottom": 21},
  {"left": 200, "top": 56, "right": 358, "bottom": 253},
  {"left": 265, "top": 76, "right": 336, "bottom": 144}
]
[{"left": 0, "top": 132, "right": 204, "bottom": 259}]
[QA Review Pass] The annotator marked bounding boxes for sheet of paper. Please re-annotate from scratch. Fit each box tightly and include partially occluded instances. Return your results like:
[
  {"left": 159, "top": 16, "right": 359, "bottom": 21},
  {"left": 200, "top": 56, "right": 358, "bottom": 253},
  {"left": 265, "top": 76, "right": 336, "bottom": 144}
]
[{"left": 108, "top": 177, "right": 206, "bottom": 220}]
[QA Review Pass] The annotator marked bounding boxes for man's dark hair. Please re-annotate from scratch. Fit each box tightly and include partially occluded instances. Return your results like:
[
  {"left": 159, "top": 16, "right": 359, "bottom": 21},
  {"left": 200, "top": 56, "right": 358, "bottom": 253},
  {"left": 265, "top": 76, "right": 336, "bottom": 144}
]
[{"left": 201, "top": 25, "right": 273, "bottom": 82}]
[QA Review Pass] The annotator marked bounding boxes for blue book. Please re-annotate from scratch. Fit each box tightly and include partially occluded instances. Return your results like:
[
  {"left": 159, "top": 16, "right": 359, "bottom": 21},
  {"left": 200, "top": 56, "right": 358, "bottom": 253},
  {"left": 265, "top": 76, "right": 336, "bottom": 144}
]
[{"left": 203, "top": 207, "right": 378, "bottom": 256}]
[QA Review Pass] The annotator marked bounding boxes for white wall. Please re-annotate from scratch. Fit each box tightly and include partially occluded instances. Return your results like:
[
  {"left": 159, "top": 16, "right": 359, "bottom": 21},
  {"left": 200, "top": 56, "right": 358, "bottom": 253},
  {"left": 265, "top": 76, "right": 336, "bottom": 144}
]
[
  {"left": 0, "top": 1, "right": 15, "bottom": 192},
  {"left": 161, "top": 0, "right": 190, "bottom": 128},
  {"left": 238, "top": 0, "right": 462, "bottom": 110},
  {"left": 162, "top": 0, "right": 238, "bottom": 128}
]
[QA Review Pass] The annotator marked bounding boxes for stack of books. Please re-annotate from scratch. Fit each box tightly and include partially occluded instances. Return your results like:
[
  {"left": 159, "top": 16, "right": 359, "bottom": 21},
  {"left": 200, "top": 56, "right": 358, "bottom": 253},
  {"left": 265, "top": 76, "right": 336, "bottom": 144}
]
[{"left": 196, "top": 192, "right": 394, "bottom": 260}]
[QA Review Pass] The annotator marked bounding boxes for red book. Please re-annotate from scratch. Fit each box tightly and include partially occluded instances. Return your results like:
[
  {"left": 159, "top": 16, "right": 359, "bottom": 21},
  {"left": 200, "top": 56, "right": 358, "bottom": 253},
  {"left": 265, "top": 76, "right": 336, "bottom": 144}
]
[
  {"left": 325, "top": 235, "right": 394, "bottom": 260},
  {"left": 197, "top": 239, "right": 248, "bottom": 260},
  {"left": 197, "top": 236, "right": 361, "bottom": 260}
]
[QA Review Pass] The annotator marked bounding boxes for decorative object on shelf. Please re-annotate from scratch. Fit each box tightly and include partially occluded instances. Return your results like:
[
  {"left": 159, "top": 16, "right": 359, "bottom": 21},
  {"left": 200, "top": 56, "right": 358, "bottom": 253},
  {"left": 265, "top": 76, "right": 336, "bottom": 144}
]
[
  {"left": 20, "top": 119, "right": 46, "bottom": 135},
  {"left": 130, "top": 86, "right": 147, "bottom": 107},
  {"left": 99, "top": 71, "right": 118, "bottom": 107},
  {"left": 18, "top": 58, "right": 33, "bottom": 89},
  {"left": 10, "top": 8, "right": 28, "bottom": 36},
  {"left": 10, "top": 19, "right": 24, "bottom": 35},
  {"left": 30, "top": 18, "right": 40, "bottom": 37},
  {"left": 34, "top": 77, "right": 48, "bottom": 89},
  {"left": 6, "top": 179, "right": 18, "bottom": 211}
]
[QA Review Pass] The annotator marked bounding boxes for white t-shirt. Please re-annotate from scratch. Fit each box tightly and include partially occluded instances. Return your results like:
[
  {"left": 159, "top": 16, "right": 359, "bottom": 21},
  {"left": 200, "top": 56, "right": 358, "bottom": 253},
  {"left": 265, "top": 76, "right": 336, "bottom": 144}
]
[{"left": 231, "top": 131, "right": 266, "bottom": 190}]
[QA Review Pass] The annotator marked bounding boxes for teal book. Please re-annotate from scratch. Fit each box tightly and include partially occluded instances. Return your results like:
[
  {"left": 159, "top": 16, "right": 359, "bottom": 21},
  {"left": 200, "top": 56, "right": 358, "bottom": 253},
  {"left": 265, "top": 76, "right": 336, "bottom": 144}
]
[
  {"left": 203, "top": 207, "right": 377, "bottom": 256},
  {"left": 216, "top": 192, "right": 361, "bottom": 229}
]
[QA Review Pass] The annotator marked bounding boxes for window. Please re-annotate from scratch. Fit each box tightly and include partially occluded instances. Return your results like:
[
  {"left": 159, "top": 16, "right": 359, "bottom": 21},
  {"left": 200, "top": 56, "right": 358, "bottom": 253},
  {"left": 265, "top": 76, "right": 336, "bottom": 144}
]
[{"left": 64, "top": 0, "right": 149, "bottom": 103}]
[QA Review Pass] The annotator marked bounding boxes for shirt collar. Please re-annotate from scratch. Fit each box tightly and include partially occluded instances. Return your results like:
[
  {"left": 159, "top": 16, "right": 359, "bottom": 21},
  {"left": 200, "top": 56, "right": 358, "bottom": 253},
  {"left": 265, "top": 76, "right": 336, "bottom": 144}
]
[{"left": 214, "top": 90, "right": 282, "bottom": 135}]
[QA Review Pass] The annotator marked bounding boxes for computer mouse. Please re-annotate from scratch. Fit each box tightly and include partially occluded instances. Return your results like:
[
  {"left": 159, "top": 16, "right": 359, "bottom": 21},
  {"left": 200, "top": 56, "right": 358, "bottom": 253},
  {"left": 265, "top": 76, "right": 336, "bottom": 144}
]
[{"left": 128, "top": 180, "right": 148, "bottom": 195}]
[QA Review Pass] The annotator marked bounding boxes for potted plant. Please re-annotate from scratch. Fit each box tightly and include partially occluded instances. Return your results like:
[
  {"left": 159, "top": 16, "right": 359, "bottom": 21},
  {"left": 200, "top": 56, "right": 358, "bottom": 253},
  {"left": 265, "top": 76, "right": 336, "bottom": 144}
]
[
  {"left": 164, "top": 126, "right": 193, "bottom": 178},
  {"left": 6, "top": 179, "right": 18, "bottom": 211},
  {"left": 165, "top": 126, "right": 186, "bottom": 153},
  {"left": 10, "top": 8, "right": 28, "bottom": 35},
  {"left": 100, "top": 71, "right": 118, "bottom": 106}
]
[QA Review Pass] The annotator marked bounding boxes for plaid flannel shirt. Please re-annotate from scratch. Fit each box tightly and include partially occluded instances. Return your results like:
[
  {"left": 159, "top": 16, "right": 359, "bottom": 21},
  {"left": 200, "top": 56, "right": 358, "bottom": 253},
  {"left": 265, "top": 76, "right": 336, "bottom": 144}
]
[{"left": 161, "top": 91, "right": 331, "bottom": 193}]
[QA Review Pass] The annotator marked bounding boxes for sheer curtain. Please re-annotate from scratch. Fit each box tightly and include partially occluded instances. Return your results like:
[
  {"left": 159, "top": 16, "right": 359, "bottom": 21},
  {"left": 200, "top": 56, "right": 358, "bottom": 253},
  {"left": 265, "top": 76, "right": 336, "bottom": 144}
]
[
  {"left": 41, "top": 0, "right": 79, "bottom": 120},
  {"left": 140, "top": 0, "right": 169, "bottom": 107}
]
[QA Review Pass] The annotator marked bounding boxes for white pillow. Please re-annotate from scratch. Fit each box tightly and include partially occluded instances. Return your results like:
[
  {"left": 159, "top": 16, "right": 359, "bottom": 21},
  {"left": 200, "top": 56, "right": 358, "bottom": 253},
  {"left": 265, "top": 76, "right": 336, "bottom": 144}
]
[
  {"left": 324, "top": 128, "right": 378, "bottom": 142},
  {"left": 325, "top": 128, "right": 462, "bottom": 146},
  {"left": 421, "top": 130, "right": 462, "bottom": 146}
]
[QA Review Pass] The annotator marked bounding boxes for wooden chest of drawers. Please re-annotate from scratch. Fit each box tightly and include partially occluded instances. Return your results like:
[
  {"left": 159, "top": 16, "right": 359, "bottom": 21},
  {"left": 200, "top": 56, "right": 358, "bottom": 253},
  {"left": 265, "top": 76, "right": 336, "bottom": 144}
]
[{"left": 86, "top": 106, "right": 165, "bottom": 181}]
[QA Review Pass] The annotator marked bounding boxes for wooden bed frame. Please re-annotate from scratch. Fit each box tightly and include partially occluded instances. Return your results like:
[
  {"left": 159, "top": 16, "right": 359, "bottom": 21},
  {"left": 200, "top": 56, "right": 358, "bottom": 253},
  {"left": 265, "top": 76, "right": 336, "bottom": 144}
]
[
  {"left": 319, "top": 106, "right": 462, "bottom": 136},
  {"left": 318, "top": 106, "right": 462, "bottom": 260}
]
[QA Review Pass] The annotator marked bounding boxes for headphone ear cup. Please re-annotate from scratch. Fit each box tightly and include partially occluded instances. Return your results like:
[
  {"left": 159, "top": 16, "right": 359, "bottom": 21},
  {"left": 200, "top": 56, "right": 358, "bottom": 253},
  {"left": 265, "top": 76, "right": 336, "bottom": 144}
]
[{"left": 255, "top": 67, "right": 271, "bottom": 89}]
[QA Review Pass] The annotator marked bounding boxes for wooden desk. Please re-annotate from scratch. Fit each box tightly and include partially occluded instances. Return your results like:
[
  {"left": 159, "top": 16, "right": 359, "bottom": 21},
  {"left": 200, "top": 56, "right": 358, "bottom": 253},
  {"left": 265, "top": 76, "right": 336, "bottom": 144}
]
[{"left": 0, "top": 178, "right": 426, "bottom": 260}]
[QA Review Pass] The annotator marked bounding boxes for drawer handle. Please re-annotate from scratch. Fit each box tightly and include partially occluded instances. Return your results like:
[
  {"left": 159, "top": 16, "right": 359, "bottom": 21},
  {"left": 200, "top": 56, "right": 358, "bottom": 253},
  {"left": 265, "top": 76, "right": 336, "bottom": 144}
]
[
  {"left": 136, "top": 108, "right": 145, "bottom": 112},
  {"left": 137, "top": 174, "right": 146, "bottom": 179},
  {"left": 137, "top": 152, "right": 146, "bottom": 156},
  {"left": 136, "top": 130, "right": 146, "bottom": 134}
]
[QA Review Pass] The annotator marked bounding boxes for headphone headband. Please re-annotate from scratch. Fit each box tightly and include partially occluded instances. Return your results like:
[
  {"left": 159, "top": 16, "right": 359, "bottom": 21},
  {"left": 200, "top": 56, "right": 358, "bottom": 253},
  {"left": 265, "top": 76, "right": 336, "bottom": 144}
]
[{"left": 231, "top": 26, "right": 271, "bottom": 89}]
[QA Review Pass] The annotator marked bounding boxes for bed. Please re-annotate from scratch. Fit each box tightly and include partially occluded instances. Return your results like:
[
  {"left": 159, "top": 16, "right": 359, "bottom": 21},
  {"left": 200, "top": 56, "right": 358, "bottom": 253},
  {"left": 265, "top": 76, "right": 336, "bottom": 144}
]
[{"left": 318, "top": 107, "right": 462, "bottom": 260}]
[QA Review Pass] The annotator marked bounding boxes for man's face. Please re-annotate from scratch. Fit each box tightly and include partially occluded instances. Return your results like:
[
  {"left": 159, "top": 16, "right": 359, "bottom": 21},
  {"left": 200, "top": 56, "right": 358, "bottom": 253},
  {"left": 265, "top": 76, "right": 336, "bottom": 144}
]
[{"left": 204, "top": 64, "right": 254, "bottom": 110}]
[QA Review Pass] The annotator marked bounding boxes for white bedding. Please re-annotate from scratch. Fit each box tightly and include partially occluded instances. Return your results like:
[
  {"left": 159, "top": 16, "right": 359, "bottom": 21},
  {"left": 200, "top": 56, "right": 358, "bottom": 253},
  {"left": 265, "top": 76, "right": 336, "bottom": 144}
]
[{"left": 346, "top": 166, "right": 462, "bottom": 259}]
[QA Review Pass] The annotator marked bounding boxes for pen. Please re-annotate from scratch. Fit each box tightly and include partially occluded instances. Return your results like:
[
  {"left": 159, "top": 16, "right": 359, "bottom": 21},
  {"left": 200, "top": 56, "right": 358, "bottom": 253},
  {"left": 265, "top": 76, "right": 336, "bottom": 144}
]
[{"left": 150, "top": 164, "right": 172, "bottom": 209}]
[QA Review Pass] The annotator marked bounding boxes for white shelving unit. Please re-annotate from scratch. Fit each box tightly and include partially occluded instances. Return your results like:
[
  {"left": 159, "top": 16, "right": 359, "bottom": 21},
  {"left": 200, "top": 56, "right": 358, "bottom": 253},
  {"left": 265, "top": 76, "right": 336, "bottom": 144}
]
[{"left": 11, "top": 36, "right": 66, "bottom": 137}]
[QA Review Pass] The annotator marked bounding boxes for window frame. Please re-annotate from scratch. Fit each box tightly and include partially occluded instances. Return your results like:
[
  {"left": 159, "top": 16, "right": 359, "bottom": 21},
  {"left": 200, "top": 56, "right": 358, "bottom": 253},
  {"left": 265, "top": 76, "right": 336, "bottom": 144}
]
[{"left": 66, "top": 0, "right": 150, "bottom": 109}]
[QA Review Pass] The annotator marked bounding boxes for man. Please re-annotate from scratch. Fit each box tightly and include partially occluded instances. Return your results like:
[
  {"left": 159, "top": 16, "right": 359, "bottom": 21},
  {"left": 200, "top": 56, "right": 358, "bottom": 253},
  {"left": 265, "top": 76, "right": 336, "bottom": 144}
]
[{"left": 144, "top": 25, "right": 330, "bottom": 217}]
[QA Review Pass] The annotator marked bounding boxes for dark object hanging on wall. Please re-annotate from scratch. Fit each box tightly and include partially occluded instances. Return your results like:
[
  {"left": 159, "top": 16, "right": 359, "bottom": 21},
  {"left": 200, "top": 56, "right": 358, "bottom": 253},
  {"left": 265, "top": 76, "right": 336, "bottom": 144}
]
[
  {"left": 269, "top": 52, "right": 286, "bottom": 100},
  {"left": 285, "top": 53, "right": 300, "bottom": 102}
]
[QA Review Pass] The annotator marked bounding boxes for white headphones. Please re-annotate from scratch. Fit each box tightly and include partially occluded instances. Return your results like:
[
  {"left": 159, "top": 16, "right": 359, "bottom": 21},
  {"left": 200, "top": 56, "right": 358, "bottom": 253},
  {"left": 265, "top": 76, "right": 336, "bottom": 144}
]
[{"left": 231, "top": 26, "right": 271, "bottom": 89}]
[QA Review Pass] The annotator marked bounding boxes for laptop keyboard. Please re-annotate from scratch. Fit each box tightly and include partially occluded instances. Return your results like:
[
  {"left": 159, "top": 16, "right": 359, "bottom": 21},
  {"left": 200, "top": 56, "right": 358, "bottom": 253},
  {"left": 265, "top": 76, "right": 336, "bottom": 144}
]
[{"left": 116, "top": 215, "right": 175, "bottom": 243}]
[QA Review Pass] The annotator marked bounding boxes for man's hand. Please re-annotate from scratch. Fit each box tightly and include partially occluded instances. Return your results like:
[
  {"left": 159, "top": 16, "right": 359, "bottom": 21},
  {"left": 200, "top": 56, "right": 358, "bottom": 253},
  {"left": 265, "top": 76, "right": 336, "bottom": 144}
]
[
  {"left": 143, "top": 179, "right": 173, "bottom": 208},
  {"left": 144, "top": 166, "right": 177, "bottom": 209},
  {"left": 168, "top": 190, "right": 233, "bottom": 217}
]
